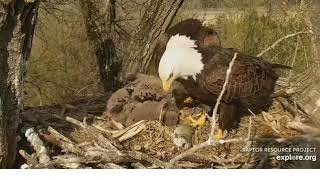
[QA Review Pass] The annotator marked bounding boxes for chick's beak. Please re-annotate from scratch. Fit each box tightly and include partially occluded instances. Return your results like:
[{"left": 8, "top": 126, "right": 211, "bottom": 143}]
[{"left": 162, "top": 77, "right": 174, "bottom": 92}]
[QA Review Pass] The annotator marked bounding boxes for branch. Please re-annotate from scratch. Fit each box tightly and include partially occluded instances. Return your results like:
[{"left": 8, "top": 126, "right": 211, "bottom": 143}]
[
  {"left": 23, "top": 127, "right": 50, "bottom": 164},
  {"left": 19, "top": 150, "right": 38, "bottom": 166},
  {"left": 168, "top": 52, "right": 238, "bottom": 168},
  {"left": 43, "top": 130, "right": 85, "bottom": 155},
  {"left": 209, "top": 52, "right": 238, "bottom": 143},
  {"left": 256, "top": 30, "right": 313, "bottom": 57},
  {"left": 47, "top": 126, "right": 73, "bottom": 143}
]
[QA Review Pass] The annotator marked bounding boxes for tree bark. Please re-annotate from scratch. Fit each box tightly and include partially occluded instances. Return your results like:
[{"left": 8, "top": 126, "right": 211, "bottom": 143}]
[
  {"left": 80, "top": 0, "right": 119, "bottom": 92},
  {"left": 0, "top": 0, "right": 40, "bottom": 168},
  {"left": 118, "top": 0, "right": 184, "bottom": 83}
]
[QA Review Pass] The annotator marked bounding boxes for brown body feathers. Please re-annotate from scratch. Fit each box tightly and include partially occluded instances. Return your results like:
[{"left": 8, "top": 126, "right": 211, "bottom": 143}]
[{"left": 178, "top": 47, "right": 279, "bottom": 131}]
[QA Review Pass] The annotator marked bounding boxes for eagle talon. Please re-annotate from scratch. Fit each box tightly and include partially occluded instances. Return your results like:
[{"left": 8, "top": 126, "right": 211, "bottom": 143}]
[
  {"left": 187, "top": 113, "right": 207, "bottom": 128},
  {"left": 213, "top": 129, "right": 226, "bottom": 141},
  {"left": 159, "top": 34, "right": 281, "bottom": 143}
]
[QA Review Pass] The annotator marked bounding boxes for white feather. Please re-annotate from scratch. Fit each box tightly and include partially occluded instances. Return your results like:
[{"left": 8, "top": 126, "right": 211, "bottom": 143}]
[
  {"left": 166, "top": 34, "right": 198, "bottom": 49},
  {"left": 158, "top": 34, "right": 204, "bottom": 82}
]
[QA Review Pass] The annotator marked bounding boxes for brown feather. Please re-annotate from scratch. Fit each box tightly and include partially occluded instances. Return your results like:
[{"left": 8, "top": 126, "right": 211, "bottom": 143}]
[
  {"left": 178, "top": 47, "right": 279, "bottom": 131},
  {"left": 219, "top": 103, "right": 240, "bottom": 131}
]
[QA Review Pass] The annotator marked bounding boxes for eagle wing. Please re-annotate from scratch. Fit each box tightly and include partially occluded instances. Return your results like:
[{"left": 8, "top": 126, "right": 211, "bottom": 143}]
[{"left": 198, "top": 48, "right": 278, "bottom": 106}]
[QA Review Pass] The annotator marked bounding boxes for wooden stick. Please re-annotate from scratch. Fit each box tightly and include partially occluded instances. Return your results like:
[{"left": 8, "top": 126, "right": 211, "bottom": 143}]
[
  {"left": 60, "top": 115, "right": 123, "bottom": 149},
  {"left": 168, "top": 52, "right": 239, "bottom": 168},
  {"left": 44, "top": 129, "right": 85, "bottom": 155},
  {"left": 23, "top": 127, "right": 50, "bottom": 164},
  {"left": 127, "top": 151, "right": 168, "bottom": 168},
  {"left": 168, "top": 141, "right": 209, "bottom": 168},
  {"left": 112, "top": 120, "right": 146, "bottom": 138},
  {"left": 65, "top": 116, "right": 85, "bottom": 128},
  {"left": 118, "top": 123, "right": 146, "bottom": 142},
  {"left": 47, "top": 126, "right": 73, "bottom": 143},
  {"left": 286, "top": 121, "right": 320, "bottom": 134},
  {"left": 19, "top": 150, "right": 38, "bottom": 166},
  {"left": 209, "top": 52, "right": 238, "bottom": 143},
  {"left": 257, "top": 30, "right": 312, "bottom": 57},
  {"left": 247, "top": 117, "right": 253, "bottom": 139},
  {"left": 99, "top": 163, "right": 125, "bottom": 169}
]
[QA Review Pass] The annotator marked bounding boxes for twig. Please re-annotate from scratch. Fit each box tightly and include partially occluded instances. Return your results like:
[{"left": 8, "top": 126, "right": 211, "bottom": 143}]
[
  {"left": 63, "top": 116, "right": 123, "bottom": 149},
  {"left": 257, "top": 30, "right": 312, "bottom": 57},
  {"left": 248, "top": 109, "right": 280, "bottom": 134},
  {"left": 23, "top": 127, "right": 50, "bottom": 164},
  {"left": 159, "top": 103, "right": 165, "bottom": 122},
  {"left": 118, "top": 123, "right": 146, "bottom": 142},
  {"left": 247, "top": 117, "right": 253, "bottom": 139},
  {"left": 168, "top": 141, "right": 209, "bottom": 168},
  {"left": 28, "top": 155, "right": 89, "bottom": 169},
  {"left": 168, "top": 53, "right": 239, "bottom": 168},
  {"left": 98, "top": 163, "right": 125, "bottom": 169},
  {"left": 45, "top": 123, "right": 165, "bottom": 167},
  {"left": 286, "top": 121, "right": 320, "bottom": 134},
  {"left": 44, "top": 132, "right": 85, "bottom": 155},
  {"left": 209, "top": 52, "right": 238, "bottom": 143},
  {"left": 19, "top": 150, "right": 38, "bottom": 166},
  {"left": 112, "top": 120, "right": 146, "bottom": 138},
  {"left": 95, "top": 133, "right": 118, "bottom": 151},
  {"left": 289, "top": 36, "right": 299, "bottom": 77},
  {"left": 184, "top": 151, "right": 242, "bottom": 167},
  {"left": 92, "top": 124, "right": 116, "bottom": 134},
  {"left": 47, "top": 126, "right": 73, "bottom": 143},
  {"left": 131, "top": 162, "right": 147, "bottom": 169},
  {"left": 277, "top": 97, "right": 298, "bottom": 116},
  {"left": 243, "top": 116, "right": 254, "bottom": 156},
  {"left": 45, "top": 131, "right": 127, "bottom": 164},
  {"left": 65, "top": 116, "right": 86, "bottom": 128},
  {"left": 261, "top": 111, "right": 280, "bottom": 134},
  {"left": 110, "top": 119, "right": 125, "bottom": 130},
  {"left": 127, "top": 151, "right": 168, "bottom": 168}
]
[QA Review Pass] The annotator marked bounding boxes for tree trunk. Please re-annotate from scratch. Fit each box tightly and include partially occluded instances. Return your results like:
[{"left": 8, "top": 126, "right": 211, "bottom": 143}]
[
  {"left": 80, "top": 0, "right": 119, "bottom": 92},
  {"left": 0, "top": 0, "right": 40, "bottom": 168},
  {"left": 118, "top": 0, "right": 184, "bottom": 83}
]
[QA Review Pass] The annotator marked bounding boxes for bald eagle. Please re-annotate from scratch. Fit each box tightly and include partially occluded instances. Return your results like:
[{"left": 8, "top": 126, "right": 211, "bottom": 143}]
[
  {"left": 163, "top": 18, "right": 221, "bottom": 48},
  {"left": 158, "top": 34, "right": 287, "bottom": 138},
  {"left": 149, "top": 19, "right": 221, "bottom": 75}
]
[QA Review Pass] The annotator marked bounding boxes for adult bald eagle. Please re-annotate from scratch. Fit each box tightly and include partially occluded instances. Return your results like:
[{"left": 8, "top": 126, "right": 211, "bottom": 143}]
[
  {"left": 149, "top": 19, "right": 221, "bottom": 75},
  {"left": 163, "top": 18, "right": 221, "bottom": 48},
  {"left": 158, "top": 34, "right": 287, "bottom": 139}
]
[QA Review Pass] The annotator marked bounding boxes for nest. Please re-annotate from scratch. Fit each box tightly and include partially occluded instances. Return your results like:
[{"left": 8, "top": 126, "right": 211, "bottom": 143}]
[
  {"left": 18, "top": 93, "right": 320, "bottom": 168},
  {"left": 16, "top": 72, "right": 320, "bottom": 169}
]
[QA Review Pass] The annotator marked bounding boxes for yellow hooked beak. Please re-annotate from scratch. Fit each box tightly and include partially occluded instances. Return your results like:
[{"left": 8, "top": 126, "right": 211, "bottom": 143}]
[{"left": 162, "top": 76, "right": 174, "bottom": 92}]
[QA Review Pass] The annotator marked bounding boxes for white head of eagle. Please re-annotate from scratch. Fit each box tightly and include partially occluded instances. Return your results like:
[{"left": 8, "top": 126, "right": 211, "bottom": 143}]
[{"left": 158, "top": 34, "right": 204, "bottom": 92}]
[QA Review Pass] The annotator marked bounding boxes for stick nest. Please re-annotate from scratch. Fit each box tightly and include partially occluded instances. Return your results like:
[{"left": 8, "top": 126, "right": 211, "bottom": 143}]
[{"left": 18, "top": 92, "right": 320, "bottom": 169}]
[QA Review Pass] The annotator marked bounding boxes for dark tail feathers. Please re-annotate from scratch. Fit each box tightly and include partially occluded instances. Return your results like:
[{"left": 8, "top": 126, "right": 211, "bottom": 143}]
[{"left": 272, "top": 63, "right": 292, "bottom": 69}]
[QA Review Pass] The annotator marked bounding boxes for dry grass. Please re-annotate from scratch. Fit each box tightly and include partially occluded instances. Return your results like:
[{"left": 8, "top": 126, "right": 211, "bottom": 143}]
[
  {"left": 18, "top": 90, "right": 320, "bottom": 169},
  {"left": 45, "top": 100, "right": 302, "bottom": 167},
  {"left": 26, "top": 2, "right": 318, "bottom": 106}
]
